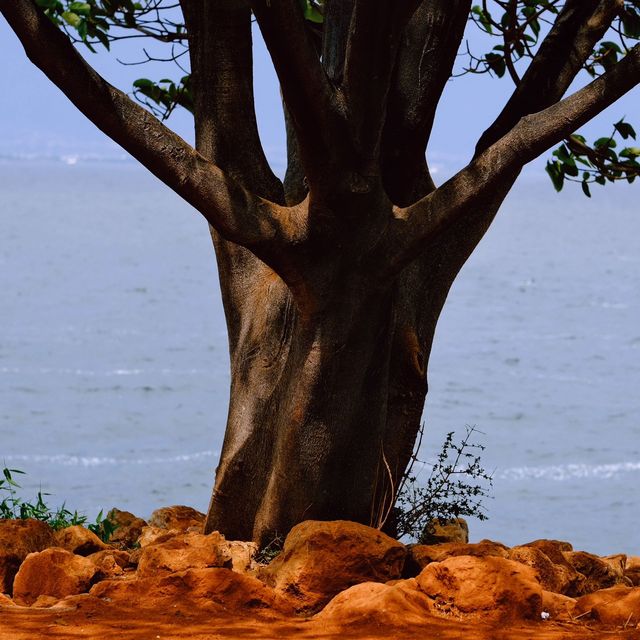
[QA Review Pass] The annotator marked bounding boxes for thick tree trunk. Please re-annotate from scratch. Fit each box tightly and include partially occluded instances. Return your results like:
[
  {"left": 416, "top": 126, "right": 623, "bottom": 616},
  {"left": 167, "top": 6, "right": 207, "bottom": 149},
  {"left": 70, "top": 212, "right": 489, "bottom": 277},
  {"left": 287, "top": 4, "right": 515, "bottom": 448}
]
[
  {"left": 204, "top": 262, "right": 428, "bottom": 544},
  {"left": 203, "top": 181, "right": 514, "bottom": 545}
]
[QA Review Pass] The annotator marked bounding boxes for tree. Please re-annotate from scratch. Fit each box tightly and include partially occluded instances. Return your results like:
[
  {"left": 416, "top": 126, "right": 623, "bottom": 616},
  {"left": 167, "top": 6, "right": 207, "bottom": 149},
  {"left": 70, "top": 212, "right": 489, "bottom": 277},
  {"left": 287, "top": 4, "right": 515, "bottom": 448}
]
[{"left": 2, "top": 0, "right": 639, "bottom": 546}]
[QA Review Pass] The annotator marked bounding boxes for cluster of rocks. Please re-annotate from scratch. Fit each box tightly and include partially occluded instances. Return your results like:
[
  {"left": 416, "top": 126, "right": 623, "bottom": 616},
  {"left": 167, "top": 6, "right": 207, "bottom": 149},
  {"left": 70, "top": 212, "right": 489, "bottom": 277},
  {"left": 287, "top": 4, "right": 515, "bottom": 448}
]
[{"left": 1, "top": 507, "right": 639, "bottom": 632}]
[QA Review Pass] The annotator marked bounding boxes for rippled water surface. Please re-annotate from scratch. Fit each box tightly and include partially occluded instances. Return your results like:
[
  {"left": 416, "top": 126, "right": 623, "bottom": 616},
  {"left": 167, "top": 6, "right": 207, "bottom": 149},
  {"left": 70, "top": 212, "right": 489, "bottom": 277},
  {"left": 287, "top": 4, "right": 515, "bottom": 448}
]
[{"left": 1, "top": 162, "right": 638, "bottom": 554}]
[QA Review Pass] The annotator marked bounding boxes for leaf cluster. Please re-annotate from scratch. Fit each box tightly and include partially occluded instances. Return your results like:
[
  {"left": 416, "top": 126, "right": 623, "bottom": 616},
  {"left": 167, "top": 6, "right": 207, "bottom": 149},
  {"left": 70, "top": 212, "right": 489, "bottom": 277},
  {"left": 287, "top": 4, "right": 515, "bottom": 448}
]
[
  {"left": 546, "top": 119, "right": 640, "bottom": 196},
  {"left": 34, "top": 0, "right": 184, "bottom": 52},
  {"left": 394, "top": 427, "right": 493, "bottom": 543},
  {"left": 0, "top": 466, "right": 116, "bottom": 542}
]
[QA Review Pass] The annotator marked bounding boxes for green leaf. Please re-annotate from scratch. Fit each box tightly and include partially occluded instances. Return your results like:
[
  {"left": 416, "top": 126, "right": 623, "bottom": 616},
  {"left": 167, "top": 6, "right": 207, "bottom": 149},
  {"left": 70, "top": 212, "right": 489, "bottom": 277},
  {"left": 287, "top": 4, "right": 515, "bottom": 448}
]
[
  {"left": 594, "top": 137, "right": 616, "bottom": 149},
  {"left": 69, "top": 2, "right": 91, "bottom": 16},
  {"left": 62, "top": 11, "right": 82, "bottom": 27},
  {"left": 485, "top": 52, "right": 506, "bottom": 77},
  {"left": 621, "top": 7, "right": 640, "bottom": 38},
  {"left": 614, "top": 120, "right": 637, "bottom": 140},
  {"left": 620, "top": 147, "right": 640, "bottom": 158},
  {"left": 545, "top": 160, "right": 564, "bottom": 192},
  {"left": 133, "top": 78, "right": 155, "bottom": 89},
  {"left": 299, "top": 0, "right": 323, "bottom": 23},
  {"left": 472, "top": 5, "right": 493, "bottom": 33},
  {"left": 581, "top": 181, "right": 591, "bottom": 198}
]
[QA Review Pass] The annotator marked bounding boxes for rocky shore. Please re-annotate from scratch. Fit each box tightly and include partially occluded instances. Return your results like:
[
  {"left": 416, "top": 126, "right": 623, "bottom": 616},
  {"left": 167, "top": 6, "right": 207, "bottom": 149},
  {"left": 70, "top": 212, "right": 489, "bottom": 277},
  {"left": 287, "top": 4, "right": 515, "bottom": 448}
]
[{"left": 1, "top": 506, "right": 639, "bottom": 639}]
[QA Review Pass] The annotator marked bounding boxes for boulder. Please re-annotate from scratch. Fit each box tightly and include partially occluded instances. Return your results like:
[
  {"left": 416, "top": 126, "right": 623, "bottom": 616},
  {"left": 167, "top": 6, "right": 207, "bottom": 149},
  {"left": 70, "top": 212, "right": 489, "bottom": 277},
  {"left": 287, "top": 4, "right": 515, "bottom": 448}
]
[
  {"left": 136, "top": 531, "right": 232, "bottom": 578},
  {"left": 54, "top": 525, "right": 109, "bottom": 556},
  {"left": 0, "top": 593, "right": 16, "bottom": 606},
  {"left": 137, "top": 525, "right": 182, "bottom": 548},
  {"left": 508, "top": 545, "right": 563, "bottom": 592},
  {"left": 259, "top": 520, "right": 406, "bottom": 611},
  {"left": 105, "top": 508, "right": 147, "bottom": 548},
  {"left": 626, "top": 556, "right": 640, "bottom": 587},
  {"left": 521, "top": 539, "right": 573, "bottom": 565},
  {"left": 0, "top": 519, "right": 55, "bottom": 594},
  {"left": 419, "top": 518, "right": 469, "bottom": 545},
  {"left": 12, "top": 547, "right": 100, "bottom": 606},
  {"left": 404, "top": 539, "right": 509, "bottom": 577},
  {"left": 574, "top": 585, "right": 640, "bottom": 627},
  {"left": 88, "top": 549, "right": 131, "bottom": 579},
  {"left": 225, "top": 540, "right": 259, "bottom": 574},
  {"left": 147, "top": 506, "right": 205, "bottom": 532},
  {"left": 416, "top": 555, "right": 543, "bottom": 621},
  {"left": 91, "top": 567, "right": 293, "bottom": 617},
  {"left": 31, "top": 594, "right": 60, "bottom": 608},
  {"left": 563, "top": 551, "right": 624, "bottom": 595},
  {"left": 541, "top": 591, "right": 577, "bottom": 622},
  {"left": 315, "top": 579, "right": 433, "bottom": 627}
]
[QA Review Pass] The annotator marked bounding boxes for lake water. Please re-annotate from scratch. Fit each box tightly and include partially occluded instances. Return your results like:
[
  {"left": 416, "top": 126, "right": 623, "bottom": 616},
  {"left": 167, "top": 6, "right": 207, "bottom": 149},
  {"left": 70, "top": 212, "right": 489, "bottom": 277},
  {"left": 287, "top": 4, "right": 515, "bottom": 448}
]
[{"left": 1, "top": 161, "right": 638, "bottom": 555}]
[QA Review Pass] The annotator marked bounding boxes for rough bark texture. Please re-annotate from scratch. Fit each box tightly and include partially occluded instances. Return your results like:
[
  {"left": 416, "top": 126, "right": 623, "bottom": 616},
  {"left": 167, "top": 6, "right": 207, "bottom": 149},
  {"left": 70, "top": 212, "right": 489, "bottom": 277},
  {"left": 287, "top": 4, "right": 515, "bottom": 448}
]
[{"left": 3, "top": 0, "right": 638, "bottom": 546}]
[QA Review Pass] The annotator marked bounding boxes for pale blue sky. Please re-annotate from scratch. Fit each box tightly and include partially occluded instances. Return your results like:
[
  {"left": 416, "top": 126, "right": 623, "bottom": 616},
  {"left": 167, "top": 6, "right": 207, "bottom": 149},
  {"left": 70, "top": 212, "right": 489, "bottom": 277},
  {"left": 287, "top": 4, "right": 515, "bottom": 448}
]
[{"left": 1, "top": 14, "right": 638, "bottom": 181}]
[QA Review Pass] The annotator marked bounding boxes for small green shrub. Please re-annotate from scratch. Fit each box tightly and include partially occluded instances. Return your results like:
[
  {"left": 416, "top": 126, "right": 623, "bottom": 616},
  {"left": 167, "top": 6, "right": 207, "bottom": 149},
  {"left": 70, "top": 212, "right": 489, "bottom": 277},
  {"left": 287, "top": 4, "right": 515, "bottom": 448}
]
[
  {"left": 394, "top": 426, "right": 493, "bottom": 543},
  {"left": 0, "top": 466, "right": 116, "bottom": 542}
]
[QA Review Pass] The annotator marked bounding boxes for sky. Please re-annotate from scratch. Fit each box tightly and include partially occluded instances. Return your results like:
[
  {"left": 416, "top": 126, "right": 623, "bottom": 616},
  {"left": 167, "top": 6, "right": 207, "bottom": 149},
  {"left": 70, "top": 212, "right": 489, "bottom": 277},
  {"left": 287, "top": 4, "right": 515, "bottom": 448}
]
[{"left": 1, "top": 12, "right": 638, "bottom": 181}]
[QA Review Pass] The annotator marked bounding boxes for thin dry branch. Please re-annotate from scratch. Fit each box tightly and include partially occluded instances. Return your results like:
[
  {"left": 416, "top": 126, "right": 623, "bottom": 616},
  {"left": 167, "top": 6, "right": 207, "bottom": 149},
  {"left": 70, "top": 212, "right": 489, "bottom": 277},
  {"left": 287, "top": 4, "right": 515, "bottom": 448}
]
[{"left": 1, "top": 0, "right": 296, "bottom": 255}]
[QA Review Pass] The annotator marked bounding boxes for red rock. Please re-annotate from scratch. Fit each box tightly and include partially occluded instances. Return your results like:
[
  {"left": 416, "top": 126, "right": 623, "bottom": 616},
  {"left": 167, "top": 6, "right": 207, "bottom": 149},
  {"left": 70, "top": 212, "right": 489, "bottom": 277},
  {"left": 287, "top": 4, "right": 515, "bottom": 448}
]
[
  {"left": 626, "top": 556, "right": 640, "bottom": 586},
  {"left": 54, "top": 526, "right": 109, "bottom": 556},
  {"left": 105, "top": 509, "right": 147, "bottom": 548},
  {"left": 508, "top": 546, "right": 561, "bottom": 592},
  {"left": 419, "top": 518, "right": 469, "bottom": 545},
  {"left": 91, "top": 567, "right": 293, "bottom": 616},
  {"left": 541, "top": 590, "right": 576, "bottom": 622},
  {"left": 87, "top": 549, "right": 131, "bottom": 570},
  {"left": 148, "top": 506, "right": 205, "bottom": 532},
  {"left": 521, "top": 539, "right": 573, "bottom": 565},
  {"left": 416, "top": 555, "right": 543, "bottom": 621},
  {"left": 563, "top": 550, "right": 624, "bottom": 594},
  {"left": 0, "top": 593, "right": 16, "bottom": 606},
  {"left": 574, "top": 585, "right": 640, "bottom": 627},
  {"left": 87, "top": 549, "right": 131, "bottom": 579},
  {"left": 0, "top": 519, "right": 55, "bottom": 594},
  {"left": 404, "top": 539, "right": 509, "bottom": 577},
  {"left": 12, "top": 548, "right": 100, "bottom": 606},
  {"left": 31, "top": 595, "right": 60, "bottom": 608},
  {"left": 315, "top": 579, "right": 433, "bottom": 626},
  {"left": 137, "top": 525, "right": 181, "bottom": 548},
  {"left": 601, "top": 553, "right": 631, "bottom": 586},
  {"left": 136, "top": 531, "right": 232, "bottom": 577},
  {"left": 259, "top": 520, "right": 406, "bottom": 611},
  {"left": 225, "top": 540, "right": 258, "bottom": 574}
]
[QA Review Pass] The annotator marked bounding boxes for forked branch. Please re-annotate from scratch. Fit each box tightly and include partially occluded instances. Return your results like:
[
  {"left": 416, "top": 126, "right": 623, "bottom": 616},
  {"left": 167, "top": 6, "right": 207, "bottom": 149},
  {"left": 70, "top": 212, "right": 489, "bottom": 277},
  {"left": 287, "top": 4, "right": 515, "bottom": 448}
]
[
  {"left": 343, "top": 0, "right": 420, "bottom": 169},
  {"left": 381, "top": 0, "right": 472, "bottom": 204},
  {"left": 384, "top": 44, "right": 640, "bottom": 274},
  {"left": 1, "top": 0, "right": 296, "bottom": 255},
  {"left": 251, "top": 0, "right": 348, "bottom": 193},
  {"left": 476, "top": 0, "right": 622, "bottom": 154}
]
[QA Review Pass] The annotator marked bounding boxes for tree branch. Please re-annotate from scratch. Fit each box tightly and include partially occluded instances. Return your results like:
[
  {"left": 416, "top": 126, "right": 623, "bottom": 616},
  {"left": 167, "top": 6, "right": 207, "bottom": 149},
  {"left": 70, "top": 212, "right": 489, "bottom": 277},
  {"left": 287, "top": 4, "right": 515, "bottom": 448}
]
[
  {"left": 1, "top": 0, "right": 296, "bottom": 254},
  {"left": 342, "top": 0, "right": 420, "bottom": 174},
  {"left": 181, "top": 0, "right": 283, "bottom": 204},
  {"left": 381, "top": 0, "right": 472, "bottom": 205},
  {"left": 476, "top": 0, "right": 623, "bottom": 155},
  {"left": 322, "top": 0, "right": 355, "bottom": 85},
  {"left": 251, "top": 0, "right": 349, "bottom": 194},
  {"left": 383, "top": 44, "right": 640, "bottom": 275}
]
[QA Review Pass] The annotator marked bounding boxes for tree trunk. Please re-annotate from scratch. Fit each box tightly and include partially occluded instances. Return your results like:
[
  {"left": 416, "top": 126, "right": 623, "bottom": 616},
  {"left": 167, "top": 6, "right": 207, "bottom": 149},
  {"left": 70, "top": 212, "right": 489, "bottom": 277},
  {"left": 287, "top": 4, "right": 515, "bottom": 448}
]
[
  {"left": 204, "top": 260, "right": 425, "bottom": 544},
  {"left": 203, "top": 180, "right": 514, "bottom": 545}
]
